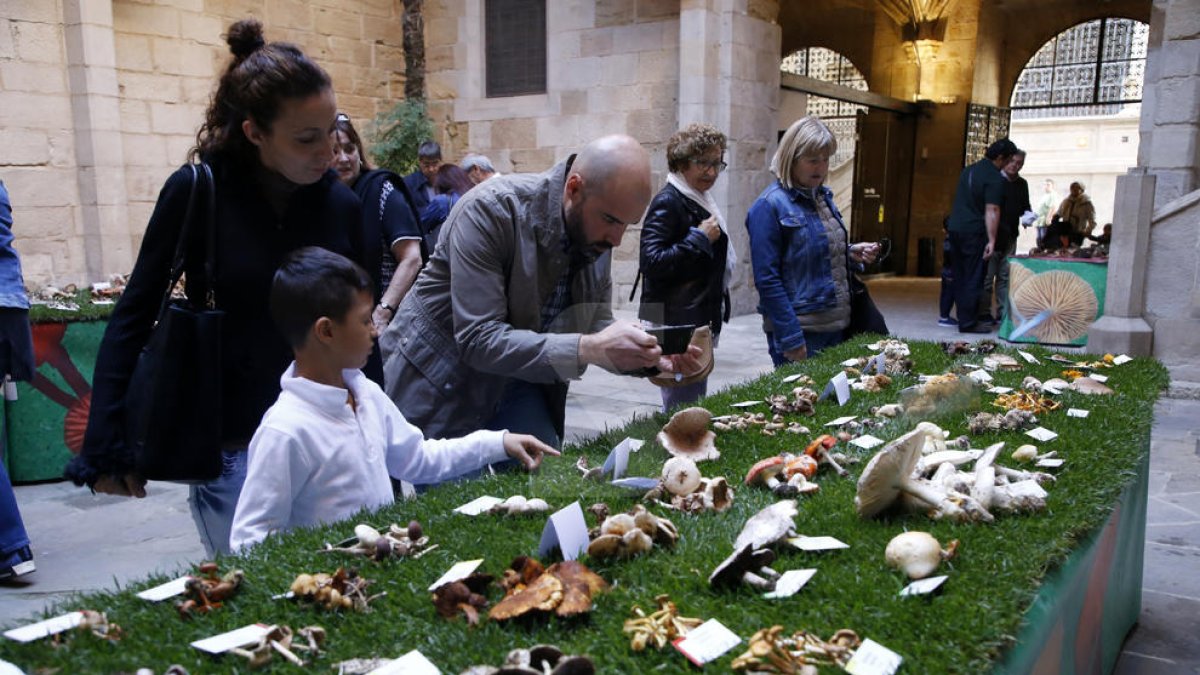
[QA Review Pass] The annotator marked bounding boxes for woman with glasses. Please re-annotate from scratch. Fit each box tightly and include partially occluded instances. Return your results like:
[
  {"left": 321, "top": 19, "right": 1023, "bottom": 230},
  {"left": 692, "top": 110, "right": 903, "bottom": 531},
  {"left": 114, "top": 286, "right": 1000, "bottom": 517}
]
[
  {"left": 330, "top": 114, "right": 422, "bottom": 351},
  {"left": 747, "top": 116, "right": 880, "bottom": 367},
  {"left": 637, "top": 123, "right": 732, "bottom": 410}
]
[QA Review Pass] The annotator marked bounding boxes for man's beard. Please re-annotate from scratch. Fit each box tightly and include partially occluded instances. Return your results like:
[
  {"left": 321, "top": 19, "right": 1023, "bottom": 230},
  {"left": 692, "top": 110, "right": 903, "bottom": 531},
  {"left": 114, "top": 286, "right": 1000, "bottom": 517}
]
[{"left": 564, "top": 202, "right": 613, "bottom": 261}]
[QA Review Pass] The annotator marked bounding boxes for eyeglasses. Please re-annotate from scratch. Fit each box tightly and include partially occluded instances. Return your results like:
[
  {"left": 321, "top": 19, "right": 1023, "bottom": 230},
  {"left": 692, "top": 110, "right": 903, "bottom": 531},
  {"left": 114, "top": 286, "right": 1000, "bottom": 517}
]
[
  {"left": 693, "top": 159, "right": 728, "bottom": 173},
  {"left": 335, "top": 112, "right": 350, "bottom": 123}
]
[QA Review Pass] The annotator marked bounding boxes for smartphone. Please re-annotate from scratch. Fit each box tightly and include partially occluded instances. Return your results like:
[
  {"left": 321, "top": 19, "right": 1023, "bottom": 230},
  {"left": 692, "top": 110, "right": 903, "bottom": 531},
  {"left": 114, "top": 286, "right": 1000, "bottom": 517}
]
[{"left": 644, "top": 324, "right": 697, "bottom": 355}]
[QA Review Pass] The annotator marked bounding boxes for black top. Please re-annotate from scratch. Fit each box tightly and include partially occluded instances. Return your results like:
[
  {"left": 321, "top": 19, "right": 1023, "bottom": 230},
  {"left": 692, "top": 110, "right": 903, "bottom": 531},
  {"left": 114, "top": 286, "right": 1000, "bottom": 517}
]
[
  {"left": 66, "top": 155, "right": 362, "bottom": 486},
  {"left": 637, "top": 183, "right": 728, "bottom": 334},
  {"left": 351, "top": 168, "right": 422, "bottom": 294},
  {"left": 403, "top": 170, "right": 432, "bottom": 214},
  {"left": 998, "top": 175, "right": 1031, "bottom": 249}
]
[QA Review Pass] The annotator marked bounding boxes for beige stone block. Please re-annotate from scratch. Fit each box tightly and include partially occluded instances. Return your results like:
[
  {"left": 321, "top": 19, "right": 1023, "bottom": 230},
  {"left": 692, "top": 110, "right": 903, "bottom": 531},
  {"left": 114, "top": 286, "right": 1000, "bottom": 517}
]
[
  {"left": 114, "top": 33, "right": 154, "bottom": 71},
  {"left": 490, "top": 118, "right": 539, "bottom": 150},
  {"left": 47, "top": 129, "right": 76, "bottom": 167},
  {"left": 637, "top": 49, "right": 676, "bottom": 82},
  {"left": 265, "top": 0, "right": 315, "bottom": 30},
  {"left": 149, "top": 101, "right": 203, "bottom": 135},
  {"left": 127, "top": 201, "right": 155, "bottom": 234},
  {"left": 626, "top": 108, "right": 675, "bottom": 143},
  {"left": 554, "top": 0, "right": 597, "bottom": 31},
  {"left": 581, "top": 28, "right": 613, "bottom": 57},
  {"left": 560, "top": 89, "right": 588, "bottom": 115},
  {"left": 113, "top": 2, "right": 180, "bottom": 38},
  {"left": 363, "top": 13, "right": 404, "bottom": 44},
  {"left": 536, "top": 115, "right": 582, "bottom": 147},
  {"left": 374, "top": 42, "right": 405, "bottom": 70},
  {"left": 315, "top": 6, "right": 363, "bottom": 39},
  {"left": 0, "top": 128, "right": 50, "bottom": 166},
  {"left": 14, "top": 21, "right": 64, "bottom": 63},
  {"left": 426, "top": 44, "right": 456, "bottom": 72},
  {"left": 153, "top": 38, "right": 220, "bottom": 77},
  {"left": 18, "top": 252, "right": 56, "bottom": 288},
  {"left": 1160, "top": 40, "right": 1200, "bottom": 79},
  {"left": 351, "top": 65, "right": 390, "bottom": 98},
  {"left": 19, "top": 205, "right": 75, "bottom": 239},
  {"left": 613, "top": 21, "right": 663, "bottom": 54},
  {"left": 124, "top": 166, "right": 172, "bottom": 202},
  {"left": 509, "top": 147, "right": 556, "bottom": 173},
  {"left": 5, "top": 2, "right": 62, "bottom": 23},
  {"left": 468, "top": 120, "right": 492, "bottom": 149},
  {"left": 118, "top": 98, "right": 152, "bottom": 132},
  {"left": 637, "top": 0, "right": 679, "bottom": 21},
  {"left": 327, "top": 35, "right": 374, "bottom": 66},
  {"left": 118, "top": 71, "right": 182, "bottom": 101},
  {"left": 1154, "top": 78, "right": 1200, "bottom": 125},
  {"left": 425, "top": 16, "right": 457, "bottom": 47},
  {"left": 68, "top": 64, "right": 120, "bottom": 100},
  {"left": 121, "top": 133, "right": 170, "bottom": 166},
  {"left": 0, "top": 92, "right": 72, "bottom": 129},
  {"left": 180, "top": 75, "right": 215, "bottom": 105},
  {"left": 600, "top": 53, "right": 641, "bottom": 86},
  {"left": 165, "top": 134, "right": 195, "bottom": 164},
  {"left": 1149, "top": 126, "right": 1199, "bottom": 169},
  {"left": 596, "top": 0, "right": 636, "bottom": 28},
  {"left": 1164, "top": 3, "right": 1200, "bottom": 41},
  {"left": 74, "top": 22, "right": 119, "bottom": 68},
  {"left": 356, "top": 0, "right": 398, "bottom": 18},
  {"left": 76, "top": 125, "right": 126, "bottom": 166},
  {"left": 3, "top": 168, "right": 77, "bottom": 207},
  {"left": 1, "top": 61, "right": 68, "bottom": 94},
  {"left": 179, "top": 13, "right": 225, "bottom": 44},
  {"left": 0, "top": 20, "right": 15, "bottom": 59}
]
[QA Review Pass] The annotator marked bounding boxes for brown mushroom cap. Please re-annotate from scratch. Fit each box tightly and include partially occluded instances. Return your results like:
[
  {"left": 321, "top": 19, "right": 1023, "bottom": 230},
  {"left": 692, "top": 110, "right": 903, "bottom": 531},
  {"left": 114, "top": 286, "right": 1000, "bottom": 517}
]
[
  {"left": 709, "top": 543, "right": 777, "bottom": 588},
  {"left": 1070, "top": 376, "right": 1113, "bottom": 395},
  {"left": 657, "top": 407, "right": 720, "bottom": 461},
  {"left": 854, "top": 427, "right": 926, "bottom": 518}
]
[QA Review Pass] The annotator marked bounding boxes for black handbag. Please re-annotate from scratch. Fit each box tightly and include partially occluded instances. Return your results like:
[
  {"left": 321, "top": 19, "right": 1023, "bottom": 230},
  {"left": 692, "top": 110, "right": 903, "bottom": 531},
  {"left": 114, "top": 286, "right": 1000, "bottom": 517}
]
[
  {"left": 845, "top": 273, "right": 889, "bottom": 339},
  {"left": 124, "top": 163, "right": 225, "bottom": 481}
]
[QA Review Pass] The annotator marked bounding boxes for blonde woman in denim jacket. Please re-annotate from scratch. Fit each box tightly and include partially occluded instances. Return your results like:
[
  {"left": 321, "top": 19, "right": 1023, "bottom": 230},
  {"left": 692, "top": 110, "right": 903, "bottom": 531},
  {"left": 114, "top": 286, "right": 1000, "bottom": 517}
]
[{"left": 746, "top": 116, "right": 879, "bottom": 367}]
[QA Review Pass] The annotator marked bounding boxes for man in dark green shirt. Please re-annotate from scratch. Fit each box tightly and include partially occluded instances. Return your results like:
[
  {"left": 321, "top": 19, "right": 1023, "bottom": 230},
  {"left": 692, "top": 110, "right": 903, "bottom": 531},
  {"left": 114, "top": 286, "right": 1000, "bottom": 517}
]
[{"left": 946, "top": 138, "right": 1019, "bottom": 333}]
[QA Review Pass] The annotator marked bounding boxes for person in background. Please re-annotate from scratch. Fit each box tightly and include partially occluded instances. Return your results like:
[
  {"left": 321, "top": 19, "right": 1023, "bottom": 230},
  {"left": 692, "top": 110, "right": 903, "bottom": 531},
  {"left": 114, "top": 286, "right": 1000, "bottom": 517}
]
[
  {"left": 979, "top": 150, "right": 1030, "bottom": 325},
  {"left": 0, "top": 180, "right": 37, "bottom": 581},
  {"left": 945, "top": 138, "right": 1019, "bottom": 334},
  {"left": 461, "top": 153, "right": 500, "bottom": 185},
  {"left": 938, "top": 216, "right": 957, "bottom": 327},
  {"left": 638, "top": 123, "right": 731, "bottom": 411},
  {"left": 229, "top": 248, "right": 556, "bottom": 551},
  {"left": 1087, "top": 223, "right": 1113, "bottom": 247},
  {"left": 746, "top": 116, "right": 880, "bottom": 366},
  {"left": 1035, "top": 178, "right": 1060, "bottom": 247},
  {"left": 67, "top": 19, "right": 363, "bottom": 557},
  {"left": 404, "top": 140, "right": 441, "bottom": 214},
  {"left": 330, "top": 114, "right": 423, "bottom": 376},
  {"left": 1056, "top": 181, "right": 1097, "bottom": 244},
  {"left": 419, "top": 164, "right": 475, "bottom": 259}
]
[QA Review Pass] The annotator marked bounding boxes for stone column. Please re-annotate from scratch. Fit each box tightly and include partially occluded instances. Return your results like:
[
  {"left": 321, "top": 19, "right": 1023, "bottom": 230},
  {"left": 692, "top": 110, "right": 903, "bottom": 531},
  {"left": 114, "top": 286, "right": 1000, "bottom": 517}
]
[
  {"left": 63, "top": 0, "right": 133, "bottom": 282},
  {"left": 678, "top": 0, "right": 780, "bottom": 314},
  {"left": 1086, "top": 169, "right": 1156, "bottom": 355}
]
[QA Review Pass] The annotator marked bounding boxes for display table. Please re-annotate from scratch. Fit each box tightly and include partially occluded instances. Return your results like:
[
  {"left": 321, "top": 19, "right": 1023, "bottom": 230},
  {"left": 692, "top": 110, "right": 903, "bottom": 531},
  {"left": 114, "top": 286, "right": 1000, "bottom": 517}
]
[
  {"left": 2, "top": 320, "right": 104, "bottom": 483},
  {"left": 1000, "top": 256, "right": 1108, "bottom": 346}
]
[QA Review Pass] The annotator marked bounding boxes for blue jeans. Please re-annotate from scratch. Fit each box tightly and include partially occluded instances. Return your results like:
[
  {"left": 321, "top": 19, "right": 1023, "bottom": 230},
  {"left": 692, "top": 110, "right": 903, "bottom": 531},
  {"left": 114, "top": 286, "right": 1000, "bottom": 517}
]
[
  {"left": 188, "top": 449, "right": 248, "bottom": 558},
  {"left": 486, "top": 379, "right": 560, "bottom": 450},
  {"left": 765, "top": 329, "right": 843, "bottom": 368},
  {"left": 0, "top": 458, "right": 30, "bottom": 562}
]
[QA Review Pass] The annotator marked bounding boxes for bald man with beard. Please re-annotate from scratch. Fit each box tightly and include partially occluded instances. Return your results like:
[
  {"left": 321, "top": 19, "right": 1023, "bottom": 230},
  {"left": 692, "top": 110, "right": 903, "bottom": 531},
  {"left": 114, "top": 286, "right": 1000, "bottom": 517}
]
[{"left": 381, "top": 135, "right": 693, "bottom": 451}]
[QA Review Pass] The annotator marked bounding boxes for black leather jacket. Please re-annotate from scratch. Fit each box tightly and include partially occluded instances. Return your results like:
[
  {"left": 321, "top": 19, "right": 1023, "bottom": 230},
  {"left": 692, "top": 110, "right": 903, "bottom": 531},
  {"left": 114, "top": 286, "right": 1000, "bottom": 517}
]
[{"left": 637, "top": 183, "right": 728, "bottom": 334}]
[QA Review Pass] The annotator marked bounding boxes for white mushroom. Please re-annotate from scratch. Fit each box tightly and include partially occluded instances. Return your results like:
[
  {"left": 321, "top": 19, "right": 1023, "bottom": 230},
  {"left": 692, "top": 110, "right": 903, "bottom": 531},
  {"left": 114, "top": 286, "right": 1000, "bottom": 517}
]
[
  {"left": 657, "top": 407, "right": 720, "bottom": 461},
  {"left": 856, "top": 427, "right": 985, "bottom": 521},
  {"left": 661, "top": 456, "right": 702, "bottom": 496},
  {"left": 885, "top": 531, "right": 958, "bottom": 579},
  {"left": 970, "top": 443, "right": 1003, "bottom": 511},
  {"left": 734, "top": 501, "right": 799, "bottom": 551}
]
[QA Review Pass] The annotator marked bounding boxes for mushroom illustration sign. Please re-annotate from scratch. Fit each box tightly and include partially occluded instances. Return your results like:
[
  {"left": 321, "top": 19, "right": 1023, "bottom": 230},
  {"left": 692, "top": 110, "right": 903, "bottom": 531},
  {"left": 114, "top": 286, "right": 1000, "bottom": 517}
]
[
  {"left": 5, "top": 320, "right": 105, "bottom": 482},
  {"left": 1000, "top": 257, "right": 1107, "bottom": 346}
]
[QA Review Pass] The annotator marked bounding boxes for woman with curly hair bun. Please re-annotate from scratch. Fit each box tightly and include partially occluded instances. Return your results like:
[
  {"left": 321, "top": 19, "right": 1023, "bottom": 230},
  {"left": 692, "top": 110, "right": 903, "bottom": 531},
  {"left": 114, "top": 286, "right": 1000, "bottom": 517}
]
[
  {"left": 68, "top": 19, "right": 363, "bottom": 556},
  {"left": 638, "top": 123, "right": 732, "bottom": 410}
]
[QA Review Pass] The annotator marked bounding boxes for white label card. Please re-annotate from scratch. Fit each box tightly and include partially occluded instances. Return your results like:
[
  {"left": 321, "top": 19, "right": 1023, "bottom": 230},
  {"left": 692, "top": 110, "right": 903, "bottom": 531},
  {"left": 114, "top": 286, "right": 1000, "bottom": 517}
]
[
  {"left": 427, "top": 559, "right": 484, "bottom": 592},
  {"left": 601, "top": 438, "right": 642, "bottom": 479},
  {"left": 1089, "top": 374, "right": 1108, "bottom": 383},
  {"left": 190, "top": 624, "right": 273, "bottom": 654},
  {"left": 730, "top": 400, "right": 763, "bottom": 408},
  {"left": 868, "top": 353, "right": 887, "bottom": 375},
  {"left": 1018, "top": 351, "right": 1041, "bottom": 364},
  {"left": 850, "top": 434, "right": 884, "bottom": 450},
  {"left": 1026, "top": 427, "right": 1059, "bottom": 442},
  {"left": 453, "top": 495, "right": 503, "bottom": 516},
  {"left": 1067, "top": 408, "right": 1090, "bottom": 418},
  {"left": 782, "top": 373, "right": 807, "bottom": 383},
  {"left": 136, "top": 576, "right": 191, "bottom": 602},
  {"left": 673, "top": 619, "right": 742, "bottom": 666},
  {"left": 763, "top": 569, "right": 817, "bottom": 599},
  {"left": 368, "top": 650, "right": 441, "bottom": 675},
  {"left": 841, "top": 358, "right": 862, "bottom": 367},
  {"left": 1113, "top": 354, "right": 1133, "bottom": 365},
  {"left": 987, "top": 386, "right": 1014, "bottom": 394},
  {"left": 844, "top": 638, "right": 904, "bottom": 675},
  {"left": 1036, "top": 458, "right": 1065, "bottom": 468},
  {"left": 900, "top": 575, "right": 948, "bottom": 597},
  {"left": 788, "top": 536, "right": 849, "bottom": 551},
  {"left": 825, "top": 415, "right": 858, "bottom": 427},
  {"left": 3, "top": 612, "right": 85, "bottom": 643},
  {"left": 967, "top": 369, "right": 993, "bottom": 384},
  {"left": 537, "top": 501, "right": 590, "bottom": 561}
]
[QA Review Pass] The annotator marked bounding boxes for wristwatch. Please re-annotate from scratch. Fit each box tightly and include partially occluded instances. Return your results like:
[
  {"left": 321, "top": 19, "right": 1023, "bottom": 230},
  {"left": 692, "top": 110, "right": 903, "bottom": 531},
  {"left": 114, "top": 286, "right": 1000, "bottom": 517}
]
[{"left": 379, "top": 302, "right": 397, "bottom": 313}]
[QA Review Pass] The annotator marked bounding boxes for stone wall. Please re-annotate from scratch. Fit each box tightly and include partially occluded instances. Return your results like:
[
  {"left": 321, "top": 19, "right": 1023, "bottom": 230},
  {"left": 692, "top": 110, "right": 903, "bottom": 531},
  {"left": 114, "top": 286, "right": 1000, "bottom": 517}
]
[{"left": 0, "top": 0, "right": 407, "bottom": 288}]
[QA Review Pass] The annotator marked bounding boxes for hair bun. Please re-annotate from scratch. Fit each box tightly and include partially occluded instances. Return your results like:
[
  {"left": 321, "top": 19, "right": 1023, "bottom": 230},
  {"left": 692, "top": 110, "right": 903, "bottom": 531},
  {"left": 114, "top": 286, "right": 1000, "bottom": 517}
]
[{"left": 225, "top": 18, "right": 266, "bottom": 59}]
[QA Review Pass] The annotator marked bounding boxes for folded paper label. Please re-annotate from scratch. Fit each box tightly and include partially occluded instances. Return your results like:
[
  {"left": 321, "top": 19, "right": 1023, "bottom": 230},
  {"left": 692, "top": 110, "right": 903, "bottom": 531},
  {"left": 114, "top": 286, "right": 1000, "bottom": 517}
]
[
  {"left": 190, "top": 623, "right": 272, "bottom": 654},
  {"left": 538, "top": 501, "right": 589, "bottom": 561},
  {"left": 844, "top": 638, "right": 903, "bottom": 675},
  {"left": 368, "top": 650, "right": 441, "bottom": 674},
  {"left": 788, "top": 535, "right": 849, "bottom": 552},
  {"left": 136, "top": 576, "right": 191, "bottom": 602},
  {"left": 763, "top": 569, "right": 817, "bottom": 599},
  {"left": 427, "top": 559, "right": 484, "bottom": 592},
  {"left": 673, "top": 619, "right": 741, "bottom": 666},
  {"left": 900, "top": 575, "right": 947, "bottom": 597},
  {"left": 4, "top": 612, "right": 85, "bottom": 643},
  {"left": 453, "top": 496, "right": 503, "bottom": 516}
]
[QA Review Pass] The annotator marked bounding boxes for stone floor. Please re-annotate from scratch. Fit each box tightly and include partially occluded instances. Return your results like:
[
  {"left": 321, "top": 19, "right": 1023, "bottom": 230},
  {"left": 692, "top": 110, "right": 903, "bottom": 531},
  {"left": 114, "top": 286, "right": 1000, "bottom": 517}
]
[{"left": 2, "top": 278, "right": 1197, "bottom": 672}]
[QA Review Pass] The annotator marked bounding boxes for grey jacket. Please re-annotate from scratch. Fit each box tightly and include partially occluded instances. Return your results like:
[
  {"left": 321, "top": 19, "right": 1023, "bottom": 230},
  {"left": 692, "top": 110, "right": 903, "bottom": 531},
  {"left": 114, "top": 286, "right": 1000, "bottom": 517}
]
[{"left": 380, "top": 159, "right": 614, "bottom": 439}]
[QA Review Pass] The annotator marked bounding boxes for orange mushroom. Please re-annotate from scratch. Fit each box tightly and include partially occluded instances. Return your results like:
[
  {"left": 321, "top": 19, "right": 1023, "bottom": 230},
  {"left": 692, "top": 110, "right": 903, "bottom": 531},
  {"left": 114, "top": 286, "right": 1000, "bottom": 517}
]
[{"left": 804, "top": 434, "right": 847, "bottom": 476}]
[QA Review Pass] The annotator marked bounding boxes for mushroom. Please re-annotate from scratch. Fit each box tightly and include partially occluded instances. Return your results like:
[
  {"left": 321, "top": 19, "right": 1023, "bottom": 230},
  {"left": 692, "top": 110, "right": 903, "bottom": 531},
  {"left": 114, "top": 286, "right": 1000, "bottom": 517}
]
[
  {"left": 784, "top": 454, "right": 818, "bottom": 480},
  {"left": 657, "top": 406, "right": 719, "bottom": 461},
  {"left": 855, "top": 426, "right": 993, "bottom": 522},
  {"left": 991, "top": 479, "right": 1049, "bottom": 513},
  {"left": 744, "top": 456, "right": 798, "bottom": 497},
  {"left": 1071, "top": 376, "right": 1114, "bottom": 395},
  {"left": 668, "top": 476, "right": 734, "bottom": 513},
  {"left": 916, "top": 449, "right": 983, "bottom": 476},
  {"left": 885, "top": 531, "right": 959, "bottom": 579},
  {"left": 734, "top": 500, "right": 798, "bottom": 551},
  {"left": 970, "top": 443, "right": 1003, "bottom": 510},
  {"left": 1011, "top": 270, "right": 1098, "bottom": 344},
  {"left": 661, "top": 456, "right": 702, "bottom": 496},
  {"left": 805, "top": 434, "right": 847, "bottom": 476},
  {"left": 575, "top": 456, "right": 605, "bottom": 481},
  {"left": 490, "top": 495, "right": 551, "bottom": 515},
  {"left": 709, "top": 544, "right": 780, "bottom": 591},
  {"left": 1011, "top": 444, "right": 1058, "bottom": 464},
  {"left": 871, "top": 403, "right": 904, "bottom": 418}
]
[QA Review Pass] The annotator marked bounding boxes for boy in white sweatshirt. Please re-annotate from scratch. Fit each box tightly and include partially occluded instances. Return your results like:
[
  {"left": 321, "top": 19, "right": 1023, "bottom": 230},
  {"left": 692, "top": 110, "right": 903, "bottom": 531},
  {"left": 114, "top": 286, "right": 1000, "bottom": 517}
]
[{"left": 230, "top": 247, "right": 556, "bottom": 550}]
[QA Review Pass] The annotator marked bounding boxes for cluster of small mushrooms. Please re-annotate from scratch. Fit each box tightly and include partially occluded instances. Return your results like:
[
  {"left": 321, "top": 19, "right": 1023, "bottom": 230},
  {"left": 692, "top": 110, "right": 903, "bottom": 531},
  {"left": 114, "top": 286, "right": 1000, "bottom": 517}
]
[
  {"left": 459, "top": 645, "right": 595, "bottom": 675},
  {"left": 622, "top": 594, "right": 702, "bottom": 651},
  {"left": 730, "top": 625, "right": 862, "bottom": 673},
  {"left": 289, "top": 567, "right": 379, "bottom": 612},
  {"left": 587, "top": 504, "right": 678, "bottom": 559},
  {"left": 321, "top": 521, "right": 431, "bottom": 560},
  {"left": 227, "top": 625, "right": 326, "bottom": 669},
  {"left": 175, "top": 561, "right": 244, "bottom": 619}
]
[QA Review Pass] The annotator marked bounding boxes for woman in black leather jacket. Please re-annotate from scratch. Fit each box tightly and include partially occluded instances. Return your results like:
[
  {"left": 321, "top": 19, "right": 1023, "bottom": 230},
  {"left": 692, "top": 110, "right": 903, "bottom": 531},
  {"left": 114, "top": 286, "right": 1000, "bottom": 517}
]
[{"left": 638, "top": 123, "right": 731, "bottom": 411}]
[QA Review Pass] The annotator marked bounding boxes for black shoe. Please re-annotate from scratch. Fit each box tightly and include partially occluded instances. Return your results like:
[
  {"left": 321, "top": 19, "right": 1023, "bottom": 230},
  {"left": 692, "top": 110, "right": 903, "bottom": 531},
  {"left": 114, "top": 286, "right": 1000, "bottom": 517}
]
[{"left": 959, "top": 323, "right": 993, "bottom": 334}]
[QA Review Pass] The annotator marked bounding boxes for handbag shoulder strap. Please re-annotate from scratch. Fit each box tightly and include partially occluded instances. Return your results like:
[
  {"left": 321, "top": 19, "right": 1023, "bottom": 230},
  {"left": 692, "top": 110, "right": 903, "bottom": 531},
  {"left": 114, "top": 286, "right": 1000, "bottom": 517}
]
[{"left": 153, "top": 163, "right": 216, "bottom": 322}]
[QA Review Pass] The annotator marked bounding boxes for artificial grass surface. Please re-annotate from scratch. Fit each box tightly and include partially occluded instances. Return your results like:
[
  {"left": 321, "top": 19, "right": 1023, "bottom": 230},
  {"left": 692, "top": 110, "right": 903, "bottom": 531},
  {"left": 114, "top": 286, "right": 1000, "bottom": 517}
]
[{"left": 0, "top": 337, "right": 1168, "bottom": 674}]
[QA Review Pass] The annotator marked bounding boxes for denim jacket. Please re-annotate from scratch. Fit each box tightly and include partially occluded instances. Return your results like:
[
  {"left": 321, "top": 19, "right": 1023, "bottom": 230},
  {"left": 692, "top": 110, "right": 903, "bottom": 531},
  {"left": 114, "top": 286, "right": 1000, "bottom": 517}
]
[
  {"left": 746, "top": 180, "right": 851, "bottom": 353},
  {"left": 0, "top": 181, "right": 31, "bottom": 310}
]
